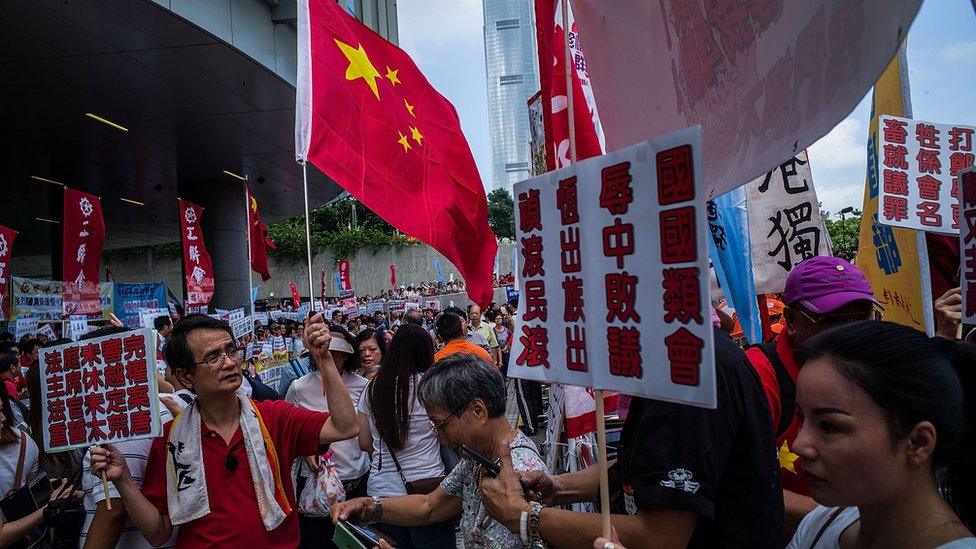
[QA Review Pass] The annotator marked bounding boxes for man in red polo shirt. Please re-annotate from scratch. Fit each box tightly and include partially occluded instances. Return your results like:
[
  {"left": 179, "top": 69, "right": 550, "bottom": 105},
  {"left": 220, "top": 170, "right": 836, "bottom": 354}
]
[
  {"left": 90, "top": 313, "right": 359, "bottom": 548},
  {"left": 745, "top": 256, "right": 880, "bottom": 528}
]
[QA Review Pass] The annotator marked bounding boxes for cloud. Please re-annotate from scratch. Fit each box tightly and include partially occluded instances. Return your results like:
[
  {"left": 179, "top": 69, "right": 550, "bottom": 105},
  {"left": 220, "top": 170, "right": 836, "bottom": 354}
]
[
  {"left": 937, "top": 41, "right": 976, "bottom": 63},
  {"left": 397, "top": 0, "right": 483, "bottom": 52},
  {"left": 808, "top": 117, "right": 868, "bottom": 213}
]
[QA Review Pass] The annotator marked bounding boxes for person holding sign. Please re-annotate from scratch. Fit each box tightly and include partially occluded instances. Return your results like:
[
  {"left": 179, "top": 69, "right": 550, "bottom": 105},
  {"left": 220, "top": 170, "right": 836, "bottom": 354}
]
[
  {"left": 479, "top": 328, "right": 785, "bottom": 548},
  {"left": 89, "top": 313, "right": 360, "bottom": 548}
]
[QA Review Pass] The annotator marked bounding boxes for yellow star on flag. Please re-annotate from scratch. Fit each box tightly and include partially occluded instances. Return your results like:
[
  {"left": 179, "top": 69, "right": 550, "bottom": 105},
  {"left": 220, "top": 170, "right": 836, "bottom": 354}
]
[
  {"left": 410, "top": 126, "right": 423, "bottom": 146},
  {"left": 404, "top": 99, "right": 416, "bottom": 117},
  {"left": 335, "top": 38, "right": 381, "bottom": 99},
  {"left": 397, "top": 131, "right": 412, "bottom": 152},
  {"left": 778, "top": 440, "right": 799, "bottom": 474},
  {"left": 385, "top": 66, "right": 400, "bottom": 86}
]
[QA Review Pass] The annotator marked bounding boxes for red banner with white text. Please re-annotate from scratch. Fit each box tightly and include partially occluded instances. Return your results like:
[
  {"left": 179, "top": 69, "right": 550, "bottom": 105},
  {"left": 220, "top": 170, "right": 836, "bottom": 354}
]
[
  {"left": 0, "top": 226, "right": 17, "bottom": 321},
  {"left": 337, "top": 259, "right": 352, "bottom": 291},
  {"left": 62, "top": 188, "right": 105, "bottom": 317},
  {"left": 179, "top": 199, "right": 215, "bottom": 307}
]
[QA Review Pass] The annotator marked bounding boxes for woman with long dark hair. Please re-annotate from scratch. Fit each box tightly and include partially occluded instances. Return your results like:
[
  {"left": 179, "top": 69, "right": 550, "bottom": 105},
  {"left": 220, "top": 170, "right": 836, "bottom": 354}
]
[
  {"left": 355, "top": 324, "right": 453, "bottom": 547},
  {"left": 788, "top": 321, "right": 975, "bottom": 548}
]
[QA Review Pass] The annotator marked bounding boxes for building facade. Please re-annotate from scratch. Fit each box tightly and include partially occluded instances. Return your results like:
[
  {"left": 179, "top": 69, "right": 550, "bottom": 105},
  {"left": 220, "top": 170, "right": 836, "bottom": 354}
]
[{"left": 483, "top": 0, "right": 540, "bottom": 194}]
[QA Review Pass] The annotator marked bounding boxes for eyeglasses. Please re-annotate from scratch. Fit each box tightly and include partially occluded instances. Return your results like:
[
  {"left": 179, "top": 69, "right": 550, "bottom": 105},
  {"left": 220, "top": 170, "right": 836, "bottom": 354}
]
[
  {"left": 193, "top": 347, "right": 246, "bottom": 368},
  {"left": 428, "top": 401, "right": 469, "bottom": 433},
  {"left": 794, "top": 307, "right": 881, "bottom": 330}
]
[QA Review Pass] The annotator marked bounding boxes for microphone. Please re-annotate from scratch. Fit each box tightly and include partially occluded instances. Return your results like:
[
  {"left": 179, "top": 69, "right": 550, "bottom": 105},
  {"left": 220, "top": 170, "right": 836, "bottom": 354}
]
[{"left": 225, "top": 454, "right": 238, "bottom": 472}]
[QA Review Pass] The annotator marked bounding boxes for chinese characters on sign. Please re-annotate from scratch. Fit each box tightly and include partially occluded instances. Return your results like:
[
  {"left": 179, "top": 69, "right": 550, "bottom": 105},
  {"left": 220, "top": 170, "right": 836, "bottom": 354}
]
[
  {"left": 62, "top": 189, "right": 106, "bottom": 316},
  {"left": 179, "top": 199, "right": 215, "bottom": 307},
  {"left": 959, "top": 167, "right": 976, "bottom": 326},
  {"left": 746, "top": 151, "right": 831, "bottom": 294},
  {"left": 39, "top": 328, "right": 161, "bottom": 452},
  {"left": 878, "top": 115, "right": 975, "bottom": 234},
  {"left": 0, "top": 226, "right": 16, "bottom": 321},
  {"left": 509, "top": 128, "right": 716, "bottom": 408}
]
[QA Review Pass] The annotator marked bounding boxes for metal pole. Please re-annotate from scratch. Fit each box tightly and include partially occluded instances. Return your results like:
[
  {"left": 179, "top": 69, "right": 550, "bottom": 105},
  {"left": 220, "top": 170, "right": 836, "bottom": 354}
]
[
  {"left": 302, "top": 162, "right": 316, "bottom": 310},
  {"left": 244, "top": 181, "right": 255, "bottom": 333}
]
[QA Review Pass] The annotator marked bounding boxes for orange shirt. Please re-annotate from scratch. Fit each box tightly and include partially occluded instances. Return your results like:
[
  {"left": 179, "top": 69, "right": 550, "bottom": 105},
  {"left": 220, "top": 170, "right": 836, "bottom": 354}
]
[{"left": 434, "top": 338, "right": 493, "bottom": 364}]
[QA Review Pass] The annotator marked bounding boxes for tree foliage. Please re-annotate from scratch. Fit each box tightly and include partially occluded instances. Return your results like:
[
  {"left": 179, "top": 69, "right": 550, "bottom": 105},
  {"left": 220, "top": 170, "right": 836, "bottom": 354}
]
[
  {"left": 487, "top": 188, "right": 515, "bottom": 239},
  {"left": 824, "top": 214, "right": 861, "bottom": 260}
]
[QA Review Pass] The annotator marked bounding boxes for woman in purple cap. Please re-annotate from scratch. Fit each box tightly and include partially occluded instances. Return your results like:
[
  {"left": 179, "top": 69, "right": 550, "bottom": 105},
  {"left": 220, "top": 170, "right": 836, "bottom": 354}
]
[{"left": 744, "top": 256, "right": 880, "bottom": 528}]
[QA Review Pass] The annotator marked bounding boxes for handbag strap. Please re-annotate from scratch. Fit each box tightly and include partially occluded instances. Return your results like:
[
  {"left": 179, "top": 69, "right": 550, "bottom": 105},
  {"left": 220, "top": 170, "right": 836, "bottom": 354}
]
[
  {"left": 13, "top": 430, "right": 27, "bottom": 491},
  {"left": 387, "top": 444, "right": 410, "bottom": 485},
  {"left": 809, "top": 507, "right": 847, "bottom": 548}
]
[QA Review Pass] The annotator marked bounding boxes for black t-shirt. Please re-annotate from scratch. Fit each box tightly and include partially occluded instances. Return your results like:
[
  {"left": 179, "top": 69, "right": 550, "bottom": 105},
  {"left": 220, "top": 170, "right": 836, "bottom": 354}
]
[{"left": 613, "top": 328, "right": 785, "bottom": 548}]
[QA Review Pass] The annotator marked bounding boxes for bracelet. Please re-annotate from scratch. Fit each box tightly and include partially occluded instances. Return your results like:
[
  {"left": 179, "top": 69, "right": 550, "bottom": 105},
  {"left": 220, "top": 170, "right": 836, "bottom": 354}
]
[
  {"left": 519, "top": 509, "right": 530, "bottom": 545},
  {"left": 367, "top": 495, "right": 383, "bottom": 524},
  {"left": 528, "top": 501, "right": 544, "bottom": 544}
]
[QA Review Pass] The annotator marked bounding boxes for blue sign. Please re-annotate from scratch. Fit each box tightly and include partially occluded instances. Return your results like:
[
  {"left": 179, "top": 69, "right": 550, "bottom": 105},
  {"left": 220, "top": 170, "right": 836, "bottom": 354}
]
[{"left": 114, "top": 282, "right": 168, "bottom": 328}]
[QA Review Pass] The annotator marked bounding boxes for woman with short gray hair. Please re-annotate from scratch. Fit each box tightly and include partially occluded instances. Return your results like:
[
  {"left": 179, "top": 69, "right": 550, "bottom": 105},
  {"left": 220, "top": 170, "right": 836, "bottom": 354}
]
[{"left": 332, "top": 353, "right": 549, "bottom": 548}]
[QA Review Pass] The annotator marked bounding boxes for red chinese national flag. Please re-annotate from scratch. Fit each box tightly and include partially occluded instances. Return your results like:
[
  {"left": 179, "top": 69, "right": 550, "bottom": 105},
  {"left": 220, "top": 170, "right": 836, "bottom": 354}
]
[
  {"left": 62, "top": 188, "right": 105, "bottom": 316},
  {"left": 296, "top": 0, "right": 498, "bottom": 307},
  {"left": 178, "top": 199, "right": 215, "bottom": 306},
  {"left": 246, "top": 185, "right": 273, "bottom": 281},
  {"left": 0, "top": 225, "right": 17, "bottom": 320}
]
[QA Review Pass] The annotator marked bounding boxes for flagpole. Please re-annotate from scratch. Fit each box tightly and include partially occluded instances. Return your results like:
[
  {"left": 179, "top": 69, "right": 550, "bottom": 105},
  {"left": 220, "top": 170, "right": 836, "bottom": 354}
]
[
  {"left": 302, "top": 162, "right": 316, "bottom": 314},
  {"left": 244, "top": 180, "right": 255, "bottom": 333},
  {"left": 562, "top": 0, "right": 608, "bottom": 538}
]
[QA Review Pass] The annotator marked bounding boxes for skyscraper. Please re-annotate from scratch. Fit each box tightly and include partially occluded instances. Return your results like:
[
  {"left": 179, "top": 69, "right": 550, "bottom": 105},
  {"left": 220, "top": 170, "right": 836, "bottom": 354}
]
[{"left": 483, "top": 0, "right": 540, "bottom": 194}]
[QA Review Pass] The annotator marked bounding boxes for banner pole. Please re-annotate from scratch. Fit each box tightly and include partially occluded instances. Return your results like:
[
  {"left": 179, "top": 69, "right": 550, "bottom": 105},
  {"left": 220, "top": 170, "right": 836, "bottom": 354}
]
[
  {"left": 758, "top": 294, "right": 772, "bottom": 341},
  {"left": 244, "top": 181, "right": 255, "bottom": 334},
  {"left": 562, "top": 0, "right": 606, "bottom": 537},
  {"left": 302, "top": 162, "right": 316, "bottom": 313}
]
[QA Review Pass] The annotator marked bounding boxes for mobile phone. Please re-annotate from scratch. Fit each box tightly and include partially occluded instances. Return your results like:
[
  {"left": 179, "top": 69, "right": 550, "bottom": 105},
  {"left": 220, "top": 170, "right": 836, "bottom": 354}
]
[
  {"left": 459, "top": 444, "right": 501, "bottom": 477},
  {"left": 334, "top": 521, "right": 398, "bottom": 548}
]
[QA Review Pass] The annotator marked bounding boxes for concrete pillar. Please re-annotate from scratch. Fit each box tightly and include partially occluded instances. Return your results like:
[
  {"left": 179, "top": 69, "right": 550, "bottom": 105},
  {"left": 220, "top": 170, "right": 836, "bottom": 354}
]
[{"left": 179, "top": 181, "right": 250, "bottom": 310}]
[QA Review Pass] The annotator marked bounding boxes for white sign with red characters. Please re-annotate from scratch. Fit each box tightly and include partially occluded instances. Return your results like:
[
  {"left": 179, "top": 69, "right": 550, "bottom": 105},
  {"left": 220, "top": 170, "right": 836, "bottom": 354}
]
[
  {"left": 508, "top": 127, "right": 716, "bottom": 408},
  {"left": 877, "top": 115, "right": 975, "bottom": 234},
  {"left": 959, "top": 167, "right": 976, "bottom": 326},
  {"left": 39, "top": 328, "right": 161, "bottom": 452}
]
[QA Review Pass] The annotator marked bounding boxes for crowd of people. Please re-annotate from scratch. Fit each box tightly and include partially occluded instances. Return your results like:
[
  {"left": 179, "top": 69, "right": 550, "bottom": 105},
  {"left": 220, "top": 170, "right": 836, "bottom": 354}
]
[{"left": 0, "top": 255, "right": 973, "bottom": 548}]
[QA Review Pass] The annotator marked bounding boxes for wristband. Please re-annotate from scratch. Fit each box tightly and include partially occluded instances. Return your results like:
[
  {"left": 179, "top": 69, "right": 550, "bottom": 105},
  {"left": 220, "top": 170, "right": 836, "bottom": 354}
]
[
  {"left": 367, "top": 495, "right": 383, "bottom": 524},
  {"left": 528, "top": 501, "right": 544, "bottom": 544},
  {"left": 519, "top": 509, "right": 529, "bottom": 545}
]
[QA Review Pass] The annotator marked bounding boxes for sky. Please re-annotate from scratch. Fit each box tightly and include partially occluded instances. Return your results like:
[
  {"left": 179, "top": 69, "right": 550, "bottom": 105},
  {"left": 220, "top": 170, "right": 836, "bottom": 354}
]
[{"left": 396, "top": 0, "right": 976, "bottom": 215}]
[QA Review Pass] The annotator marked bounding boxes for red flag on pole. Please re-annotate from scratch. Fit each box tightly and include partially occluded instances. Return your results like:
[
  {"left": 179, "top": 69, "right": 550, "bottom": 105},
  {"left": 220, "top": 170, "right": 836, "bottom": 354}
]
[
  {"left": 246, "top": 185, "right": 273, "bottom": 281},
  {"left": 390, "top": 264, "right": 397, "bottom": 289},
  {"left": 337, "top": 259, "right": 352, "bottom": 291},
  {"left": 295, "top": 0, "right": 498, "bottom": 307},
  {"left": 179, "top": 199, "right": 216, "bottom": 307},
  {"left": 534, "top": 0, "right": 604, "bottom": 170},
  {"left": 289, "top": 282, "right": 302, "bottom": 309},
  {"left": 0, "top": 225, "right": 17, "bottom": 321},
  {"left": 62, "top": 188, "right": 105, "bottom": 316}
]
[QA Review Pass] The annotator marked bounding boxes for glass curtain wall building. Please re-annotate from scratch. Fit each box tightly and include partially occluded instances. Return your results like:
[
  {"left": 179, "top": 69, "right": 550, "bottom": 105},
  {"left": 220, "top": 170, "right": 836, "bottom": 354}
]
[{"left": 483, "top": 0, "right": 540, "bottom": 193}]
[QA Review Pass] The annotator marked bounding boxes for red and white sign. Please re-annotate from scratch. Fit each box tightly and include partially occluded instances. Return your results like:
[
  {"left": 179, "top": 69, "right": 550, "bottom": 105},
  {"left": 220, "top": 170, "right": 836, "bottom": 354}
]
[
  {"left": 179, "top": 199, "right": 215, "bottom": 306},
  {"left": 62, "top": 188, "right": 105, "bottom": 317},
  {"left": 878, "top": 115, "right": 975, "bottom": 234},
  {"left": 337, "top": 259, "right": 352, "bottom": 291},
  {"left": 959, "top": 167, "right": 976, "bottom": 325},
  {"left": 0, "top": 225, "right": 17, "bottom": 321},
  {"left": 39, "top": 328, "right": 161, "bottom": 452},
  {"left": 508, "top": 127, "right": 716, "bottom": 408}
]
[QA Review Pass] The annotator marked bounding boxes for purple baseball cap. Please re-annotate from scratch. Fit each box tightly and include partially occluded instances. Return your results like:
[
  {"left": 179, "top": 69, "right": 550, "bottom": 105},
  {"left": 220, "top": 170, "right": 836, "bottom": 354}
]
[{"left": 783, "top": 256, "right": 879, "bottom": 314}]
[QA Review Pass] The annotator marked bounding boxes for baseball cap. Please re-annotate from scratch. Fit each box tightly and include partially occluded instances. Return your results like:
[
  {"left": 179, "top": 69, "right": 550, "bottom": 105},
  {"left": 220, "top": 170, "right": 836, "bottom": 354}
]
[{"left": 783, "top": 256, "right": 879, "bottom": 314}]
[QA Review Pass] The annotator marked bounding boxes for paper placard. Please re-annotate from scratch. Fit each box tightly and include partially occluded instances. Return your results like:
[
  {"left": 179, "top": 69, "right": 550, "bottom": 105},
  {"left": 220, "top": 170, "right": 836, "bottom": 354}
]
[{"left": 508, "top": 129, "right": 716, "bottom": 408}]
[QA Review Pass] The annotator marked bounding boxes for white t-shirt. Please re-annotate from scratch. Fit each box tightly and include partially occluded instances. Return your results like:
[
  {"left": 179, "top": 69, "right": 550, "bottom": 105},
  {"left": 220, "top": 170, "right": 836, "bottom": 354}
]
[
  {"left": 286, "top": 370, "right": 370, "bottom": 480},
  {"left": 79, "top": 406, "right": 176, "bottom": 549},
  {"left": 356, "top": 376, "right": 444, "bottom": 497},
  {"left": 0, "top": 429, "right": 39, "bottom": 496},
  {"left": 789, "top": 506, "right": 976, "bottom": 549}
]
